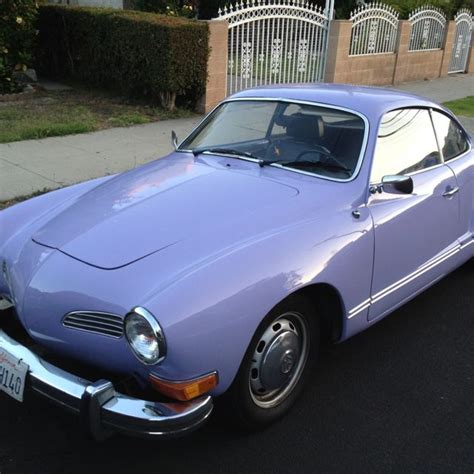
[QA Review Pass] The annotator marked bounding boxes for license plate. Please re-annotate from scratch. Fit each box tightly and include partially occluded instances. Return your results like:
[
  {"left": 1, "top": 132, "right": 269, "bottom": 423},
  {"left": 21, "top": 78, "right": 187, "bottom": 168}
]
[{"left": 0, "top": 349, "right": 28, "bottom": 402}]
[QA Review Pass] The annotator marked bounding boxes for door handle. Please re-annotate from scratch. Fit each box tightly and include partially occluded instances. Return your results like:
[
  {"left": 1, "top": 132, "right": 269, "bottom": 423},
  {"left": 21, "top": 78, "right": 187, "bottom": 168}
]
[{"left": 442, "top": 186, "right": 459, "bottom": 198}]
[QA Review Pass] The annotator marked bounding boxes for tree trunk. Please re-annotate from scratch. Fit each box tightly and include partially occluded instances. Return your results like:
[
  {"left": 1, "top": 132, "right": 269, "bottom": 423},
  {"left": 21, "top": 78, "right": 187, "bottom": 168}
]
[{"left": 159, "top": 91, "right": 177, "bottom": 110}]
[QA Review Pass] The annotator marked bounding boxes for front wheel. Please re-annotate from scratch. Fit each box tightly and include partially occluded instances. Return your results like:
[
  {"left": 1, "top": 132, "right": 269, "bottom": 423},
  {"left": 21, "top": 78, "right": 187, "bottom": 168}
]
[{"left": 227, "top": 294, "right": 319, "bottom": 430}]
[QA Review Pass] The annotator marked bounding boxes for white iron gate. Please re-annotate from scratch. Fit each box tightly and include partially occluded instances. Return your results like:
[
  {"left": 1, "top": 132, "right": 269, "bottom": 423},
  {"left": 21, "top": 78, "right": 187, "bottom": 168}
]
[
  {"left": 349, "top": 3, "right": 399, "bottom": 56},
  {"left": 217, "top": 0, "right": 330, "bottom": 95},
  {"left": 408, "top": 6, "right": 446, "bottom": 51},
  {"left": 449, "top": 9, "right": 473, "bottom": 73}
]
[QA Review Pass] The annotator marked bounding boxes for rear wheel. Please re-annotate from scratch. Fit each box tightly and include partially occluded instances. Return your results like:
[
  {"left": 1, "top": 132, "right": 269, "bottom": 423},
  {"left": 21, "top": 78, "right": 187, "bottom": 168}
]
[{"left": 227, "top": 294, "right": 319, "bottom": 430}]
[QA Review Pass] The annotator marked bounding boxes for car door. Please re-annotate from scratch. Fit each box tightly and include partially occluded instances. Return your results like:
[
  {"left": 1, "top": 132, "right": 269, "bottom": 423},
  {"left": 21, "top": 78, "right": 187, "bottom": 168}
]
[
  {"left": 368, "top": 108, "right": 461, "bottom": 321},
  {"left": 431, "top": 109, "right": 473, "bottom": 244}
]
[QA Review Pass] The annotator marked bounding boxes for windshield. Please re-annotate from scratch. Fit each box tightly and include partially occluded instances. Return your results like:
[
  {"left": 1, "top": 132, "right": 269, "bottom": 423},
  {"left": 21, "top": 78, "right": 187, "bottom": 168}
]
[{"left": 180, "top": 100, "right": 366, "bottom": 180}]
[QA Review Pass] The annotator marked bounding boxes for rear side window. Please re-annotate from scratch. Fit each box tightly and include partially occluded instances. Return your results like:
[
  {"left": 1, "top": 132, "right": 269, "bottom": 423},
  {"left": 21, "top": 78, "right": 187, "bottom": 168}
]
[
  {"left": 431, "top": 111, "right": 469, "bottom": 161},
  {"left": 371, "top": 109, "right": 441, "bottom": 184}
]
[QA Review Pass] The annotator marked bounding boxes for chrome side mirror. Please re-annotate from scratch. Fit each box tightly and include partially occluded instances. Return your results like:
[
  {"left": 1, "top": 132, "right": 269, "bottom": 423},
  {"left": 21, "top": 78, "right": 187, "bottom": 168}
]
[
  {"left": 382, "top": 175, "right": 414, "bottom": 194},
  {"left": 171, "top": 130, "right": 178, "bottom": 150}
]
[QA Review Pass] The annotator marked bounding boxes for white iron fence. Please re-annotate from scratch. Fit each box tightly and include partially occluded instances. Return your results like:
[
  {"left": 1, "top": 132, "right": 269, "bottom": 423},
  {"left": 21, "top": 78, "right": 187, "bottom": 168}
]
[
  {"left": 218, "top": 0, "right": 329, "bottom": 95},
  {"left": 349, "top": 2, "right": 399, "bottom": 56},
  {"left": 408, "top": 6, "right": 446, "bottom": 51},
  {"left": 449, "top": 9, "right": 473, "bottom": 73}
]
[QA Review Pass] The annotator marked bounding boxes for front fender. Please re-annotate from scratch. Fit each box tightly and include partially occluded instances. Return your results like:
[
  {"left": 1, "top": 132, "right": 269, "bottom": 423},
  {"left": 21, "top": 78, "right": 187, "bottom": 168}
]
[{"left": 142, "top": 206, "right": 374, "bottom": 395}]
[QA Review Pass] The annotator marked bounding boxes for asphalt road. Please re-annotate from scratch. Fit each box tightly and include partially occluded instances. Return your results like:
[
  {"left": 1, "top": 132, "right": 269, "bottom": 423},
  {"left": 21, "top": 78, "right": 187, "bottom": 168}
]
[{"left": 1, "top": 262, "right": 474, "bottom": 474}]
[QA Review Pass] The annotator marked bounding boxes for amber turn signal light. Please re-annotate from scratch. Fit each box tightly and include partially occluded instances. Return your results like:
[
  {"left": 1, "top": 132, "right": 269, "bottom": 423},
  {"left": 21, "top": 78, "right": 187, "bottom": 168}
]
[{"left": 149, "top": 372, "right": 218, "bottom": 401}]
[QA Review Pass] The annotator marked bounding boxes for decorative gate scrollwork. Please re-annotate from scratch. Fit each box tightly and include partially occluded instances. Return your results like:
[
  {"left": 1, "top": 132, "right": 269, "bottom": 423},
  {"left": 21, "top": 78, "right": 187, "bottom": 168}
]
[
  {"left": 349, "top": 3, "right": 399, "bottom": 56},
  {"left": 408, "top": 6, "right": 446, "bottom": 51},
  {"left": 217, "top": 0, "right": 329, "bottom": 95},
  {"left": 449, "top": 9, "right": 473, "bottom": 74}
]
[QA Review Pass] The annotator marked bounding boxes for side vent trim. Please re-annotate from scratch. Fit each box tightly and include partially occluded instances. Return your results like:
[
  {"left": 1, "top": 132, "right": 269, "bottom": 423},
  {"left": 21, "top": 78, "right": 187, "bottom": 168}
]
[{"left": 63, "top": 311, "right": 123, "bottom": 338}]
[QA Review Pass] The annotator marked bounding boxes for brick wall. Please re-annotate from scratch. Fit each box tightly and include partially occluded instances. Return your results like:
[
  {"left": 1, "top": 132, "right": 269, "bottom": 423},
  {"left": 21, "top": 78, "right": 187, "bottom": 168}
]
[
  {"left": 324, "top": 19, "right": 468, "bottom": 86},
  {"left": 198, "top": 20, "right": 228, "bottom": 113},
  {"left": 468, "top": 34, "right": 474, "bottom": 74},
  {"left": 325, "top": 21, "right": 398, "bottom": 85},
  {"left": 201, "top": 18, "right": 471, "bottom": 109}
]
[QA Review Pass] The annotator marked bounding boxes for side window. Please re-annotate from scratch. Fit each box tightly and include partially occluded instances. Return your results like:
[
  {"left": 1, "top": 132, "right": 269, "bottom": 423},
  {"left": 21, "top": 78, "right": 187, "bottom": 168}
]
[
  {"left": 371, "top": 109, "right": 441, "bottom": 184},
  {"left": 431, "top": 111, "right": 469, "bottom": 161}
]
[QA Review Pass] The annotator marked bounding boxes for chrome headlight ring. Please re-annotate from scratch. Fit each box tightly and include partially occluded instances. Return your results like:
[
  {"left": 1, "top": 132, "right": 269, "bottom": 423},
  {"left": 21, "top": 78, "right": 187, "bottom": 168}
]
[{"left": 124, "top": 307, "right": 167, "bottom": 365}]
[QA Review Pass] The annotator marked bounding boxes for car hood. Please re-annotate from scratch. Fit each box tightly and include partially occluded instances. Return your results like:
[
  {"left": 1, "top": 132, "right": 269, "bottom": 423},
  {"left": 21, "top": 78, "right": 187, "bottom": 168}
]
[{"left": 32, "top": 155, "right": 299, "bottom": 269}]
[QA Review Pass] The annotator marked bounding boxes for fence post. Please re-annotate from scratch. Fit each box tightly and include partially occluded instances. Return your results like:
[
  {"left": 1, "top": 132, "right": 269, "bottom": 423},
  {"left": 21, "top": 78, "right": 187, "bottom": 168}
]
[
  {"left": 198, "top": 19, "right": 228, "bottom": 114},
  {"left": 467, "top": 32, "right": 474, "bottom": 73},
  {"left": 392, "top": 20, "right": 411, "bottom": 84},
  {"left": 439, "top": 21, "right": 457, "bottom": 77},
  {"left": 324, "top": 20, "right": 351, "bottom": 83},
  {"left": 325, "top": 0, "right": 335, "bottom": 21}
]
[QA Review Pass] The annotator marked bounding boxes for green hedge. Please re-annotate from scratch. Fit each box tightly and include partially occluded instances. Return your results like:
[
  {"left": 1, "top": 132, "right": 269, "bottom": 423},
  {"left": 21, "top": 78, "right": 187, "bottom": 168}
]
[{"left": 37, "top": 6, "right": 209, "bottom": 109}]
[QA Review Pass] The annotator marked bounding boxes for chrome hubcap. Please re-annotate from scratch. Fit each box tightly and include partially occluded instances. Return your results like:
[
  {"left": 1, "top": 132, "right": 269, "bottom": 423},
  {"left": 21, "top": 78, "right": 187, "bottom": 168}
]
[{"left": 249, "top": 312, "right": 309, "bottom": 408}]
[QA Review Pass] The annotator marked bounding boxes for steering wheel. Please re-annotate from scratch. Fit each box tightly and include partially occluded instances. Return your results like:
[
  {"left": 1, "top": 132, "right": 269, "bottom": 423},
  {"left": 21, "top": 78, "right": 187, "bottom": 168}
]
[{"left": 295, "top": 147, "right": 348, "bottom": 171}]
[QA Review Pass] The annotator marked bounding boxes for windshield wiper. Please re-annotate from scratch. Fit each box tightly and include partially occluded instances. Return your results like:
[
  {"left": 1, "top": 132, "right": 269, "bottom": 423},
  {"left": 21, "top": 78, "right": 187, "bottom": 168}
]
[
  {"left": 192, "top": 147, "right": 262, "bottom": 163},
  {"left": 264, "top": 160, "right": 351, "bottom": 176}
]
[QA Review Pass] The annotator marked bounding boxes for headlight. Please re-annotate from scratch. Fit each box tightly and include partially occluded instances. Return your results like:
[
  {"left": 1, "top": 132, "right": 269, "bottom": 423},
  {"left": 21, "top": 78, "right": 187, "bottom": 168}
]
[{"left": 124, "top": 307, "right": 166, "bottom": 365}]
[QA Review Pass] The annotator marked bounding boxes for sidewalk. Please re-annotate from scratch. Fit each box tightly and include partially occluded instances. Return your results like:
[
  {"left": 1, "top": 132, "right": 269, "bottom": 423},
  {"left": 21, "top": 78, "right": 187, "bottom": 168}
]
[
  {"left": 1, "top": 74, "right": 473, "bottom": 201},
  {"left": 390, "top": 74, "right": 473, "bottom": 103},
  {"left": 0, "top": 116, "right": 202, "bottom": 201}
]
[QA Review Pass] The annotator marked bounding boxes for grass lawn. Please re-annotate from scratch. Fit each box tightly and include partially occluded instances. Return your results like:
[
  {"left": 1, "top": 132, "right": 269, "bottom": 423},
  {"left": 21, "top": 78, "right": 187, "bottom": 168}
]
[
  {"left": 443, "top": 96, "right": 474, "bottom": 118},
  {"left": 0, "top": 87, "right": 196, "bottom": 144}
]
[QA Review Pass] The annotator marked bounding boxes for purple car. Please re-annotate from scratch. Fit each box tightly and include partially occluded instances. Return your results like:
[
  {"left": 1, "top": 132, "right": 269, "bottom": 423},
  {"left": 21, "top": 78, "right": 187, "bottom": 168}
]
[{"left": 0, "top": 84, "right": 472, "bottom": 439}]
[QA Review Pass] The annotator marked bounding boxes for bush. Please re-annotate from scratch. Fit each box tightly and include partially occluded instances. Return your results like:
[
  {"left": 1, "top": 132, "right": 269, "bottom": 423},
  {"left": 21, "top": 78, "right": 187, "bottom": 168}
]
[
  {"left": 37, "top": 5, "right": 209, "bottom": 110},
  {"left": 0, "top": 0, "right": 38, "bottom": 93},
  {"left": 135, "top": 0, "right": 223, "bottom": 19},
  {"left": 136, "top": 0, "right": 197, "bottom": 17}
]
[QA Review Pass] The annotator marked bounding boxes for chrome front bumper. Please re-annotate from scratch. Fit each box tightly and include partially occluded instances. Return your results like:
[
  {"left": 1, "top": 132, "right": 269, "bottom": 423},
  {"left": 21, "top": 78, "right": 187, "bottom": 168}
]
[{"left": 0, "top": 328, "right": 213, "bottom": 439}]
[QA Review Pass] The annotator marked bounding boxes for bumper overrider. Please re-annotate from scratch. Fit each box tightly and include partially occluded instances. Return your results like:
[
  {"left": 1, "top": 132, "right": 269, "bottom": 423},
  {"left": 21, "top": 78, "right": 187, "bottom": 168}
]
[{"left": 0, "top": 327, "right": 213, "bottom": 439}]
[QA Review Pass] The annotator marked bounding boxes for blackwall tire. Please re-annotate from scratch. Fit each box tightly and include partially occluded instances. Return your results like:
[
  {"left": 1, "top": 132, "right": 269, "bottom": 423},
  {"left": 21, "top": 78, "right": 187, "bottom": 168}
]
[{"left": 227, "top": 294, "right": 319, "bottom": 431}]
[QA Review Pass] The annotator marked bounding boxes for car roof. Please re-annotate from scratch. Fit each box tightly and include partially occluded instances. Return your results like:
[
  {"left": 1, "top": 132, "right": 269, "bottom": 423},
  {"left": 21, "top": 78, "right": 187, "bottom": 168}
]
[{"left": 229, "top": 83, "right": 440, "bottom": 119}]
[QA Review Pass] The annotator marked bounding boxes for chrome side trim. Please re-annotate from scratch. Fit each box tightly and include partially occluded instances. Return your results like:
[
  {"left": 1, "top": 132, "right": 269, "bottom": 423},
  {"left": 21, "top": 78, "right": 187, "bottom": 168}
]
[
  {"left": 347, "top": 298, "right": 371, "bottom": 319},
  {"left": 371, "top": 244, "right": 460, "bottom": 304},
  {"left": 348, "top": 238, "right": 473, "bottom": 319}
]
